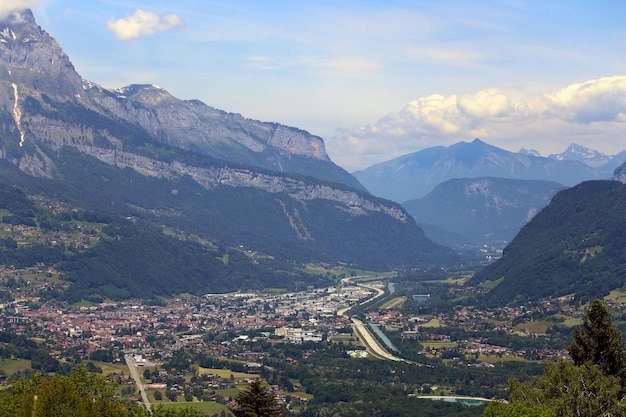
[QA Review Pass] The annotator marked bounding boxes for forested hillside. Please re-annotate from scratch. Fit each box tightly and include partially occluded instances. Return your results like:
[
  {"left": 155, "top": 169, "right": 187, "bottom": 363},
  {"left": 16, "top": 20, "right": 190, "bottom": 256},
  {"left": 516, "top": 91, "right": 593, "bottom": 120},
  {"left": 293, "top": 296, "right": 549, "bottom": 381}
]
[
  {"left": 0, "top": 181, "right": 331, "bottom": 303},
  {"left": 469, "top": 180, "right": 626, "bottom": 305}
]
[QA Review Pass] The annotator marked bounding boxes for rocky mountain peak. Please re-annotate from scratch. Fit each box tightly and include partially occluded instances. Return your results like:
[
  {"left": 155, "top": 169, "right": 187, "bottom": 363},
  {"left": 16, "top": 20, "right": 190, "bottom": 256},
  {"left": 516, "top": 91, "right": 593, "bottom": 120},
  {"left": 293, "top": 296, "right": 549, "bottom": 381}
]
[
  {"left": 0, "top": 9, "right": 364, "bottom": 189},
  {"left": 549, "top": 143, "right": 611, "bottom": 168},
  {"left": 519, "top": 148, "right": 541, "bottom": 157},
  {"left": 111, "top": 84, "right": 174, "bottom": 104},
  {"left": 0, "top": 8, "right": 82, "bottom": 97}
]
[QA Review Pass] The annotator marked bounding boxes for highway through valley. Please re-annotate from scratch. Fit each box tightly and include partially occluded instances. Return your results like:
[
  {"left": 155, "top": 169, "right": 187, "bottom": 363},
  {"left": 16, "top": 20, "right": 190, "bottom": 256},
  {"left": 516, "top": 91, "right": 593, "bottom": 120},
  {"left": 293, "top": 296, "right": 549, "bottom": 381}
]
[
  {"left": 125, "top": 354, "right": 151, "bottom": 413},
  {"left": 340, "top": 277, "right": 414, "bottom": 364}
]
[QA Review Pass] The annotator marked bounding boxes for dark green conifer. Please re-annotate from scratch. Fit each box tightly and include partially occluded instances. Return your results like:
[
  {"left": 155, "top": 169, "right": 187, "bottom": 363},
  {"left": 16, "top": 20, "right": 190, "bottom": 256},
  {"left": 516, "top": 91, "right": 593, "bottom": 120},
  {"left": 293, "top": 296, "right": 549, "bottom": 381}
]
[
  {"left": 229, "top": 379, "right": 284, "bottom": 417},
  {"left": 568, "top": 298, "right": 626, "bottom": 392}
]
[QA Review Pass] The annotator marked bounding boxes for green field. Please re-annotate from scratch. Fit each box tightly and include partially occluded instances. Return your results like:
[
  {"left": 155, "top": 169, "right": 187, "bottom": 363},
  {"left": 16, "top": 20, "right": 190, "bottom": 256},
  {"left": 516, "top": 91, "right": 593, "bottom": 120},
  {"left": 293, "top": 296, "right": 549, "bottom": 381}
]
[
  {"left": 156, "top": 401, "right": 231, "bottom": 416},
  {"left": 419, "top": 319, "right": 445, "bottom": 328},
  {"left": 421, "top": 341, "right": 457, "bottom": 349},
  {"left": 478, "top": 354, "right": 534, "bottom": 364},
  {"left": 0, "top": 359, "right": 31, "bottom": 375},
  {"left": 381, "top": 296, "right": 407, "bottom": 309},
  {"left": 91, "top": 361, "right": 130, "bottom": 376}
]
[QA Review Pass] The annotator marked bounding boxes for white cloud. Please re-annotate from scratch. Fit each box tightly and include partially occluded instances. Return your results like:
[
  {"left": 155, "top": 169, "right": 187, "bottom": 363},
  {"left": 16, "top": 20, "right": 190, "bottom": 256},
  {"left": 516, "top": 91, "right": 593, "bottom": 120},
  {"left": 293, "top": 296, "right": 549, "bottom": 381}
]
[
  {"left": 547, "top": 77, "right": 626, "bottom": 123},
  {"left": 107, "top": 9, "right": 184, "bottom": 41},
  {"left": 329, "top": 75, "right": 626, "bottom": 171},
  {"left": 0, "top": 0, "right": 48, "bottom": 19}
]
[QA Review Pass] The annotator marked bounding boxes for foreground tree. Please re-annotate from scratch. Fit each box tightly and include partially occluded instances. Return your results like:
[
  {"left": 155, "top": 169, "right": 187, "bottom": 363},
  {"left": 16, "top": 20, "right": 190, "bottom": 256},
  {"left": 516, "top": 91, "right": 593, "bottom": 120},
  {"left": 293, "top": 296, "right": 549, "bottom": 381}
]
[
  {"left": 482, "top": 299, "right": 626, "bottom": 417},
  {"left": 229, "top": 379, "right": 285, "bottom": 417},
  {"left": 0, "top": 367, "right": 204, "bottom": 417},
  {"left": 0, "top": 367, "right": 149, "bottom": 417},
  {"left": 568, "top": 298, "right": 626, "bottom": 392}
]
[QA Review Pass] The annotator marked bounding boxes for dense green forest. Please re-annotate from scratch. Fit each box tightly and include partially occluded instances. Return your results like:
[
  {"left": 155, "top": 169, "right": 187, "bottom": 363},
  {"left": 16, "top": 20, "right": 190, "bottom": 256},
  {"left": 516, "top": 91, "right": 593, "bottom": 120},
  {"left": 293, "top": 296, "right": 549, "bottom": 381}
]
[{"left": 59, "top": 220, "right": 322, "bottom": 303}]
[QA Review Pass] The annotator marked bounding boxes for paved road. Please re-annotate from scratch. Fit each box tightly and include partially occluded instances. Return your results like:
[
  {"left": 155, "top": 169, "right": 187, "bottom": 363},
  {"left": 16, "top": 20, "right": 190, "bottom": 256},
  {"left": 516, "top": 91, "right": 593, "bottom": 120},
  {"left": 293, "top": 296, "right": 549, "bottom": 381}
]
[
  {"left": 125, "top": 354, "right": 151, "bottom": 413},
  {"left": 341, "top": 278, "right": 418, "bottom": 364},
  {"left": 351, "top": 317, "right": 404, "bottom": 361}
]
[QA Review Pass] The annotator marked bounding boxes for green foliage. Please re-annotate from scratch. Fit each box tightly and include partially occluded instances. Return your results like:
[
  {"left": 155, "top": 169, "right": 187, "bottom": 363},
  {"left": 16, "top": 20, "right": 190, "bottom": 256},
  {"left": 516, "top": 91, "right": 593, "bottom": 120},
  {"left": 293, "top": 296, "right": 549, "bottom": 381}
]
[
  {"left": 486, "top": 300, "right": 626, "bottom": 417},
  {"left": 569, "top": 299, "right": 626, "bottom": 392},
  {"left": 229, "top": 379, "right": 284, "bottom": 417},
  {"left": 58, "top": 217, "right": 326, "bottom": 302},
  {"left": 0, "top": 183, "right": 35, "bottom": 215},
  {"left": 151, "top": 404, "right": 205, "bottom": 416},
  {"left": 470, "top": 181, "right": 626, "bottom": 304},
  {"left": 482, "top": 401, "right": 554, "bottom": 417},
  {"left": 0, "top": 367, "right": 149, "bottom": 417},
  {"left": 0, "top": 332, "right": 60, "bottom": 373},
  {"left": 500, "top": 361, "right": 625, "bottom": 417},
  {"left": 0, "top": 177, "right": 331, "bottom": 302},
  {"left": 0, "top": 367, "right": 207, "bottom": 417}
]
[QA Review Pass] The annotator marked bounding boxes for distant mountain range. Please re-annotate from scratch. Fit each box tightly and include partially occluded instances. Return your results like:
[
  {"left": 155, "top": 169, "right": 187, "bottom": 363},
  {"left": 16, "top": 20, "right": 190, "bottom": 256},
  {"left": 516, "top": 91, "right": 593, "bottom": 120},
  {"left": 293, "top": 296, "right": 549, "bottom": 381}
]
[
  {"left": 0, "top": 9, "right": 456, "bottom": 300},
  {"left": 403, "top": 177, "right": 565, "bottom": 247},
  {"left": 353, "top": 139, "right": 626, "bottom": 203},
  {"left": 548, "top": 143, "right": 614, "bottom": 169},
  {"left": 468, "top": 175, "right": 626, "bottom": 305}
]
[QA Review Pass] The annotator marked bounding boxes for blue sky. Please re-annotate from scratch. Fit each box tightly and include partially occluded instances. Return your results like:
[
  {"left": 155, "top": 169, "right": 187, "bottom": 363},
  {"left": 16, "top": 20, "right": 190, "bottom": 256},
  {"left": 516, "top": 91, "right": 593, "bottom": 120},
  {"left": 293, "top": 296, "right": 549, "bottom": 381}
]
[{"left": 4, "top": 0, "right": 626, "bottom": 170}]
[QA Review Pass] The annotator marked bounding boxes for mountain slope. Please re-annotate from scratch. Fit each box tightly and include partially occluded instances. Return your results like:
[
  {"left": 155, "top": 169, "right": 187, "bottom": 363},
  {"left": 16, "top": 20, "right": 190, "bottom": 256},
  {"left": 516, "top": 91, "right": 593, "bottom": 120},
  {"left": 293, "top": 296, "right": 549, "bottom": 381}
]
[
  {"left": 468, "top": 180, "right": 626, "bottom": 305},
  {"left": 0, "top": 9, "right": 362, "bottom": 190},
  {"left": 0, "top": 180, "right": 332, "bottom": 303},
  {"left": 353, "top": 139, "right": 602, "bottom": 202},
  {"left": 403, "top": 177, "right": 564, "bottom": 246},
  {"left": 0, "top": 8, "right": 456, "bottom": 287},
  {"left": 84, "top": 83, "right": 365, "bottom": 190}
]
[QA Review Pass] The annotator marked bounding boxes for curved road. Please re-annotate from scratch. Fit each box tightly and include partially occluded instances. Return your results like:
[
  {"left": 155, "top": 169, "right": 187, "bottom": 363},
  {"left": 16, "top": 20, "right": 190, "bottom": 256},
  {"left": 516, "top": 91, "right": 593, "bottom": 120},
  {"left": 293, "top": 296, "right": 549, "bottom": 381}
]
[{"left": 125, "top": 354, "right": 151, "bottom": 413}]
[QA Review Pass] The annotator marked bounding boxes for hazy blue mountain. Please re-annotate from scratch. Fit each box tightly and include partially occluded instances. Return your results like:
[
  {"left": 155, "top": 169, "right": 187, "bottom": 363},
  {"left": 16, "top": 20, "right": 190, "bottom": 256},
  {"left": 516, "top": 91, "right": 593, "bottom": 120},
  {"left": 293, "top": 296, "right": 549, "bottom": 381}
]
[
  {"left": 353, "top": 139, "right": 603, "bottom": 202},
  {"left": 468, "top": 180, "right": 626, "bottom": 305},
  {"left": 519, "top": 148, "right": 541, "bottom": 157},
  {"left": 598, "top": 150, "right": 626, "bottom": 177},
  {"left": 403, "top": 177, "right": 565, "bottom": 247},
  {"left": 613, "top": 159, "right": 626, "bottom": 183}
]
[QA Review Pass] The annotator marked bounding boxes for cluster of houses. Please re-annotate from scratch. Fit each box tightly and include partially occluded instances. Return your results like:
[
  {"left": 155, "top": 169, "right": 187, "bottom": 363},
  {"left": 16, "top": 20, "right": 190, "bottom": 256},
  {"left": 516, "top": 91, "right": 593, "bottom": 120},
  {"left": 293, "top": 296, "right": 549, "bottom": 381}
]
[{"left": 0, "top": 284, "right": 374, "bottom": 362}]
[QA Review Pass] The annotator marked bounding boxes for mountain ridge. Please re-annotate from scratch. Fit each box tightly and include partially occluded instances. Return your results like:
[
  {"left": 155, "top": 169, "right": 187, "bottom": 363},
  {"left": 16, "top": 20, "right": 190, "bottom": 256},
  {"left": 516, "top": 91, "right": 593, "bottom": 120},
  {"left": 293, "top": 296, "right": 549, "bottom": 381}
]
[
  {"left": 0, "top": 9, "right": 364, "bottom": 190},
  {"left": 354, "top": 138, "right": 609, "bottom": 202},
  {"left": 403, "top": 177, "right": 565, "bottom": 247}
]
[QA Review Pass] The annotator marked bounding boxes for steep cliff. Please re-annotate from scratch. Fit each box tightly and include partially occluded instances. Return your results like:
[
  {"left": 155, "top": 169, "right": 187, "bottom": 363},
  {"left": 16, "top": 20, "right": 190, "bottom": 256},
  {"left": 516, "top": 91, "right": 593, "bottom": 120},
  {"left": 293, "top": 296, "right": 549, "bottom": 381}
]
[{"left": 0, "top": 9, "right": 362, "bottom": 190}]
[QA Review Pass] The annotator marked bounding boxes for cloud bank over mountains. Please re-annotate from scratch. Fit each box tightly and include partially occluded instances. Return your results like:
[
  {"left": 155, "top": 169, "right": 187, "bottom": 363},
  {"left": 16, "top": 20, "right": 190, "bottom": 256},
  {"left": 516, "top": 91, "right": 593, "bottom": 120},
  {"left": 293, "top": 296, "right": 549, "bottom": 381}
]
[{"left": 331, "top": 76, "right": 626, "bottom": 171}]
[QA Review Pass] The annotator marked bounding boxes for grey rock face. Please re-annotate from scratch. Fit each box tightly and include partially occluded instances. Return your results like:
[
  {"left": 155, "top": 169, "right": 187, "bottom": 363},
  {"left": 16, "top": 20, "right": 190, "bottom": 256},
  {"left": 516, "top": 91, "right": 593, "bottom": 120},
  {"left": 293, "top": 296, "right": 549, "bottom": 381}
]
[
  {"left": 0, "top": 9, "right": 362, "bottom": 192},
  {"left": 0, "top": 9, "right": 397, "bottom": 226},
  {"left": 85, "top": 83, "right": 330, "bottom": 164},
  {"left": 0, "top": 9, "right": 82, "bottom": 96},
  {"left": 72, "top": 143, "right": 407, "bottom": 222}
]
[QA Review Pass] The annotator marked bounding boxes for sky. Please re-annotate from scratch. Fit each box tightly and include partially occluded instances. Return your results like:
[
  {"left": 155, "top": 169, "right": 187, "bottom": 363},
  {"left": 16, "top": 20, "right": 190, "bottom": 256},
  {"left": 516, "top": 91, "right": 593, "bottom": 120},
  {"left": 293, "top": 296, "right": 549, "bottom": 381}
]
[{"left": 3, "top": 0, "right": 626, "bottom": 171}]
